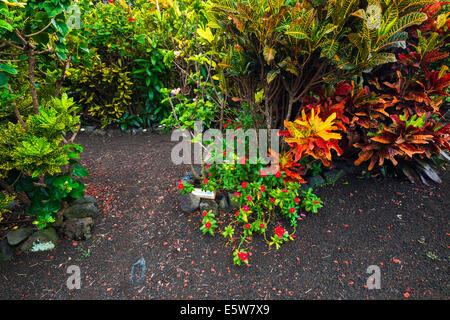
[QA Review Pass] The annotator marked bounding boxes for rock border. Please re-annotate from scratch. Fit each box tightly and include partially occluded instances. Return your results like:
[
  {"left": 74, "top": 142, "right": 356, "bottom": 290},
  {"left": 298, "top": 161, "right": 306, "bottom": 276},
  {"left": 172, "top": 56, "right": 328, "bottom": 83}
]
[{"left": 1, "top": 196, "right": 99, "bottom": 261}]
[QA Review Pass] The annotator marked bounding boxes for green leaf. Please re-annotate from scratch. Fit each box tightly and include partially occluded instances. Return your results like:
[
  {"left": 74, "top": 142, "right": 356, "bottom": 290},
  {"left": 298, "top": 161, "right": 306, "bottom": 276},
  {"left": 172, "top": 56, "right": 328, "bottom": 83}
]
[
  {"left": 72, "top": 164, "right": 89, "bottom": 178},
  {"left": 0, "top": 20, "right": 13, "bottom": 31},
  {"left": 0, "top": 64, "right": 17, "bottom": 74}
]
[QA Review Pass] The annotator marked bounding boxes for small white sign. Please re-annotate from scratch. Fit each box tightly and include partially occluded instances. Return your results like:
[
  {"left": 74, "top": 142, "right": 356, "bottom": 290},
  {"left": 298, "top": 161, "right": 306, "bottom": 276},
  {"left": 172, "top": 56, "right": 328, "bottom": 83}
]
[{"left": 192, "top": 188, "right": 215, "bottom": 199}]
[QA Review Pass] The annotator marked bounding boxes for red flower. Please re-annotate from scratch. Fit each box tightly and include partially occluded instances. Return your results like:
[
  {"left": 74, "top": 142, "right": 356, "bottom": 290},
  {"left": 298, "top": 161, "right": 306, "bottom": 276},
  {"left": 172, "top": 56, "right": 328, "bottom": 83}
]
[
  {"left": 281, "top": 189, "right": 287, "bottom": 192},
  {"left": 202, "top": 211, "right": 208, "bottom": 217},
  {"left": 234, "top": 192, "right": 241, "bottom": 198},
  {"left": 128, "top": 16, "right": 135, "bottom": 22},
  {"left": 275, "top": 171, "right": 281, "bottom": 178},
  {"left": 203, "top": 178, "right": 208, "bottom": 184},
  {"left": 178, "top": 183, "right": 184, "bottom": 190},
  {"left": 260, "top": 185, "right": 266, "bottom": 192},
  {"left": 313, "top": 200, "right": 320, "bottom": 204},
  {"left": 241, "top": 182, "right": 247, "bottom": 189},
  {"left": 235, "top": 211, "right": 240, "bottom": 216},
  {"left": 247, "top": 195, "right": 252, "bottom": 202},
  {"left": 237, "top": 252, "right": 248, "bottom": 261},
  {"left": 270, "top": 198, "right": 275, "bottom": 203},
  {"left": 243, "top": 206, "right": 249, "bottom": 212},
  {"left": 208, "top": 173, "right": 212, "bottom": 177},
  {"left": 205, "top": 221, "right": 211, "bottom": 229},
  {"left": 224, "top": 124, "right": 228, "bottom": 129},
  {"left": 108, "top": 0, "right": 113, "bottom": 3},
  {"left": 239, "top": 157, "right": 247, "bottom": 165},
  {"left": 275, "top": 226, "right": 285, "bottom": 238},
  {"left": 294, "top": 197, "right": 299, "bottom": 204},
  {"left": 260, "top": 223, "right": 265, "bottom": 229},
  {"left": 206, "top": 164, "right": 211, "bottom": 169},
  {"left": 260, "top": 170, "right": 267, "bottom": 177},
  {"left": 289, "top": 208, "right": 296, "bottom": 214},
  {"left": 244, "top": 223, "right": 251, "bottom": 229}
]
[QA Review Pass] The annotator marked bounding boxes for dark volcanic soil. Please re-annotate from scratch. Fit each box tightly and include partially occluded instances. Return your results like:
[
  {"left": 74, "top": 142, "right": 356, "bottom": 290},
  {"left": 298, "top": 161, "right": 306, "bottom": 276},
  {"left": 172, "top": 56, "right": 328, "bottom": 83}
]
[{"left": 0, "top": 133, "right": 448, "bottom": 300}]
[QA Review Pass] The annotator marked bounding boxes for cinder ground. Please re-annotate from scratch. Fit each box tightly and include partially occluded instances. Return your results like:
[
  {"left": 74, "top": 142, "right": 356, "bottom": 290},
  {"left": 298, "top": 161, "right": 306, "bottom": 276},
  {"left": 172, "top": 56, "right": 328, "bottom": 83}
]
[{"left": 0, "top": 133, "right": 448, "bottom": 299}]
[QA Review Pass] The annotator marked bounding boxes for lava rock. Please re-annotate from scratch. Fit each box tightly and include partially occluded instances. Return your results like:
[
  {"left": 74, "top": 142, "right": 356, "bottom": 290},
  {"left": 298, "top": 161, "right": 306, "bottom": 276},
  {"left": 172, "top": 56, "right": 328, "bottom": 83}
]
[
  {"left": 84, "top": 126, "right": 96, "bottom": 134},
  {"left": 63, "top": 202, "right": 98, "bottom": 219},
  {"left": 219, "top": 195, "right": 230, "bottom": 211},
  {"left": 323, "top": 169, "right": 345, "bottom": 184},
  {"left": 20, "top": 228, "right": 58, "bottom": 253},
  {"left": 307, "top": 175, "right": 325, "bottom": 189},
  {"left": 0, "top": 239, "right": 13, "bottom": 261},
  {"left": 6, "top": 227, "right": 33, "bottom": 246},
  {"left": 228, "top": 193, "right": 240, "bottom": 210},
  {"left": 72, "top": 195, "right": 97, "bottom": 206},
  {"left": 63, "top": 217, "right": 93, "bottom": 241},
  {"left": 199, "top": 199, "right": 218, "bottom": 214},
  {"left": 178, "top": 193, "right": 200, "bottom": 213}
]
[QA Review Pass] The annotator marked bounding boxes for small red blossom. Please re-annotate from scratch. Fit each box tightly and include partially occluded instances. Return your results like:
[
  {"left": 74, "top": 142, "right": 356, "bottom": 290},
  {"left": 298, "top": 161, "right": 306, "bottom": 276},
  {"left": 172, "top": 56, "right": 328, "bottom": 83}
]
[
  {"left": 247, "top": 195, "right": 252, "bottom": 202},
  {"left": 206, "top": 164, "right": 211, "bottom": 169},
  {"left": 260, "top": 223, "right": 265, "bottom": 229},
  {"left": 275, "top": 171, "right": 281, "bottom": 178},
  {"left": 243, "top": 206, "right": 250, "bottom": 212},
  {"left": 281, "top": 189, "right": 288, "bottom": 192},
  {"left": 313, "top": 200, "right": 320, "bottom": 204},
  {"left": 128, "top": 16, "right": 135, "bottom": 22},
  {"left": 202, "top": 211, "right": 208, "bottom": 217},
  {"left": 235, "top": 211, "right": 240, "bottom": 216},
  {"left": 241, "top": 182, "right": 247, "bottom": 189},
  {"left": 260, "top": 170, "right": 267, "bottom": 177},
  {"left": 244, "top": 223, "right": 251, "bottom": 229},
  {"left": 237, "top": 252, "right": 248, "bottom": 261},
  {"left": 260, "top": 185, "right": 266, "bottom": 192},
  {"left": 178, "top": 183, "right": 184, "bottom": 190},
  {"left": 289, "top": 208, "right": 296, "bottom": 213},
  {"left": 239, "top": 157, "right": 247, "bottom": 165},
  {"left": 203, "top": 178, "right": 209, "bottom": 184},
  {"left": 275, "top": 226, "right": 285, "bottom": 238},
  {"left": 205, "top": 221, "right": 211, "bottom": 229},
  {"left": 294, "top": 197, "right": 299, "bottom": 204},
  {"left": 224, "top": 124, "right": 228, "bottom": 129},
  {"left": 270, "top": 198, "right": 275, "bottom": 203},
  {"left": 234, "top": 192, "right": 241, "bottom": 198}
]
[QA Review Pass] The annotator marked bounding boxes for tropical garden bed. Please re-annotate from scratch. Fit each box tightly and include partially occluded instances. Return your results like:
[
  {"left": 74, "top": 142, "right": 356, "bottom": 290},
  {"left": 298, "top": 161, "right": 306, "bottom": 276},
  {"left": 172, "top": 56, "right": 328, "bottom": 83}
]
[{"left": 0, "top": 0, "right": 449, "bottom": 299}]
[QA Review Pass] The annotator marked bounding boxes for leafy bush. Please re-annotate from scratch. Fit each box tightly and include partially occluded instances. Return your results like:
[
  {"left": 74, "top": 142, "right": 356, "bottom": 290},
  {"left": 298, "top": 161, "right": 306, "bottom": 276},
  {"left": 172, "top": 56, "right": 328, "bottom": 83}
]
[{"left": 0, "top": 0, "right": 88, "bottom": 229}]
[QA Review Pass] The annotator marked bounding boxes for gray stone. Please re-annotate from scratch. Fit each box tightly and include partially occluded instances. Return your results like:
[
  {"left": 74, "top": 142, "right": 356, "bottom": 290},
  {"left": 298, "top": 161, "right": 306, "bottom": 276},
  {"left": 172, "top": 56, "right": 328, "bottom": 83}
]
[
  {"left": 6, "top": 227, "right": 33, "bottom": 246},
  {"left": 219, "top": 195, "right": 230, "bottom": 211},
  {"left": 307, "top": 175, "right": 325, "bottom": 189},
  {"left": 106, "top": 130, "right": 114, "bottom": 136},
  {"left": 72, "top": 195, "right": 97, "bottom": 206},
  {"left": 135, "top": 128, "right": 143, "bottom": 135},
  {"left": 125, "top": 129, "right": 131, "bottom": 135},
  {"left": 84, "top": 126, "right": 96, "bottom": 134},
  {"left": 178, "top": 193, "right": 200, "bottom": 213},
  {"left": 154, "top": 125, "right": 165, "bottom": 134},
  {"left": 63, "top": 202, "right": 98, "bottom": 219},
  {"left": 228, "top": 193, "right": 240, "bottom": 210},
  {"left": 199, "top": 199, "right": 218, "bottom": 215},
  {"left": 323, "top": 169, "right": 345, "bottom": 184},
  {"left": 0, "top": 239, "right": 13, "bottom": 261},
  {"left": 63, "top": 217, "right": 93, "bottom": 241},
  {"left": 20, "top": 228, "right": 58, "bottom": 253}
]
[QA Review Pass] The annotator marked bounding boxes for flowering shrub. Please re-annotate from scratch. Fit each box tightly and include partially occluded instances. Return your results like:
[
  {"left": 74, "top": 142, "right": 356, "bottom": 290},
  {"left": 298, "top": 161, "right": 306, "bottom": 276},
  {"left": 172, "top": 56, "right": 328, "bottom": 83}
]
[{"left": 180, "top": 136, "right": 326, "bottom": 266}]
